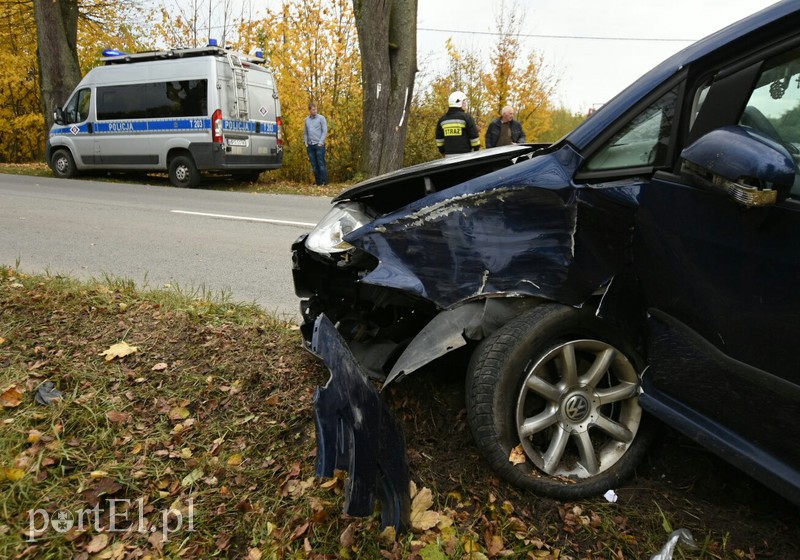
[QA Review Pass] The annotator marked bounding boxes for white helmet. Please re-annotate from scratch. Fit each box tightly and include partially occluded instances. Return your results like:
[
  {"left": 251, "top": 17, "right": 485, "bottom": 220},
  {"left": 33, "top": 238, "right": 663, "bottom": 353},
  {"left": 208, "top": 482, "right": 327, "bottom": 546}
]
[{"left": 448, "top": 91, "right": 467, "bottom": 108}]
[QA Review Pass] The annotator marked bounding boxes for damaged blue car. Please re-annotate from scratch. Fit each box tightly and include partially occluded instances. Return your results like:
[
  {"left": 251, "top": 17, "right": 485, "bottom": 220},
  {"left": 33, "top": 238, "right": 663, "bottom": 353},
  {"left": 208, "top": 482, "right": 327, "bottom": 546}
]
[{"left": 293, "top": 0, "right": 800, "bottom": 512}]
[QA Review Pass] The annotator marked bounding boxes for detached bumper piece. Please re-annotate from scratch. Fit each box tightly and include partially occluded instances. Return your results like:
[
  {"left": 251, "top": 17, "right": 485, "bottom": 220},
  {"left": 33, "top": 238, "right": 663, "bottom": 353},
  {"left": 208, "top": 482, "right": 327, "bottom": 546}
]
[{"left": 311, "top": 314, "right": 410, "bottom": 532}]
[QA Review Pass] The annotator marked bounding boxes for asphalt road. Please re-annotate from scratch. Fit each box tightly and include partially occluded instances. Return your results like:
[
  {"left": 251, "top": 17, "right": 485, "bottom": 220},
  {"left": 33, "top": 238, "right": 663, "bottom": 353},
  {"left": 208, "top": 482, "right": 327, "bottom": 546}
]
[{"left": 0, "top": 174, "right": 333, "bottom": 321}]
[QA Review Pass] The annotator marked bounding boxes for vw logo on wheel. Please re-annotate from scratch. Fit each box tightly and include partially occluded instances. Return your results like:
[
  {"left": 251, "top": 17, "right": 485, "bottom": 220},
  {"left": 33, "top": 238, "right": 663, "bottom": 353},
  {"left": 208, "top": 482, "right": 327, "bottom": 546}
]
[{"left": 564, "top": 394, "right": 590, "bottom": 422}]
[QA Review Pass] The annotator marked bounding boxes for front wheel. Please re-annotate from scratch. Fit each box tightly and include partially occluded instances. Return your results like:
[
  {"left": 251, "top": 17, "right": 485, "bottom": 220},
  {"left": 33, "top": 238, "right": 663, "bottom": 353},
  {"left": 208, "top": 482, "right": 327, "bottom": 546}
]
[
  {"left": 51, "top": 149, "right": 77, "bottom": 179},
  {"left": 466, "top": 304, "right": 652, "bottom": 500},
  {"left": 168, "top": 155, "right": 200, "bottom": 188}
]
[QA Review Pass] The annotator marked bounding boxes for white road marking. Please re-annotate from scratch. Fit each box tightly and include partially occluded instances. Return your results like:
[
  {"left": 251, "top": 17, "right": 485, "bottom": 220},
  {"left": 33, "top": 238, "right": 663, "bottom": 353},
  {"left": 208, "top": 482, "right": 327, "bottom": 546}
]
[{"left": 171, "top": 209, "right": 315, "bottom": 228}]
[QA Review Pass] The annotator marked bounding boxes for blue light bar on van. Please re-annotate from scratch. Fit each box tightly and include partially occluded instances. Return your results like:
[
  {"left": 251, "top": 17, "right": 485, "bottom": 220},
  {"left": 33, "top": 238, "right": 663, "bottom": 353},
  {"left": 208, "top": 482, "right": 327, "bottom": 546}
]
[
  {"left": 208, "top": 39, "right": 218, "bottom": 47},
  {"left": 102, "top": 49, "right": 128, "bottom": 57},
  {"left": 255, "top": 50, "right": 264, "bottom": 58}
]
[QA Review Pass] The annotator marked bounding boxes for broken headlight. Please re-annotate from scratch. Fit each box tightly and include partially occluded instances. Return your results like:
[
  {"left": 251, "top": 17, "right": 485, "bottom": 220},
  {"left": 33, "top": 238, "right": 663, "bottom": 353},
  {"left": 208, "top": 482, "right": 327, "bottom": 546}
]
[{"left": 305, "top": 201, "right": 374, "bottom": 257}]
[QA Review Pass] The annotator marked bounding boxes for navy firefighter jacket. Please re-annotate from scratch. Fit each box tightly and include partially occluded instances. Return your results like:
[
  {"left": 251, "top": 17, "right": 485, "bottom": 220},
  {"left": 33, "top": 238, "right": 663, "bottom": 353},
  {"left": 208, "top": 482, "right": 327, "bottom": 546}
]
[{"left": 435, "top": 108, "right": 480, "bottom": 155}]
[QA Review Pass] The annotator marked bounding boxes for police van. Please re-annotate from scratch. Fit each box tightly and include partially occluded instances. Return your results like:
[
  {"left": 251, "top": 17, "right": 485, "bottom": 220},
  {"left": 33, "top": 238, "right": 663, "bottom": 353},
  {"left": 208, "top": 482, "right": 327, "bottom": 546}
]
[{"left": 47, "top": 44, "right": 282, "bottom": 187}]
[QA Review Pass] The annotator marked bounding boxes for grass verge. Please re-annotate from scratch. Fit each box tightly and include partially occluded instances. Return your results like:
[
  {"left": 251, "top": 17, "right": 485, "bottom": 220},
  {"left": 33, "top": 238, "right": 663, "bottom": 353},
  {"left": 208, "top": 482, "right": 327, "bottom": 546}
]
[
  {"left": 0, "top": 163, "right": 344, "bottom": 198},
  {"left": 1, "top": 267, "right": 796, "bottom": 559}
]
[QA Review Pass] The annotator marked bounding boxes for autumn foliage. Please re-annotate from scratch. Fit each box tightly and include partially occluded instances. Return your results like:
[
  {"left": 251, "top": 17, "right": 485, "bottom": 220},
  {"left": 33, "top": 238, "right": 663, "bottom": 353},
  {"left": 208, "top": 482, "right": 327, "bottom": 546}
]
[{"left": 3, "top": 0, "right": 585, "bottom": 181}]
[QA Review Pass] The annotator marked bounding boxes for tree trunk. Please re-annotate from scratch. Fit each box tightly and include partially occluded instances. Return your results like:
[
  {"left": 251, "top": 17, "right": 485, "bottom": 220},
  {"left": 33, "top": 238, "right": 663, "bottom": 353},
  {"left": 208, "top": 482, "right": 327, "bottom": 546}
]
[
  {"left": 352, "top": 0, "right": 417, "bottom": 177},
  {"left": 33, "top": 0, "right": 82, "bottom": 131}
]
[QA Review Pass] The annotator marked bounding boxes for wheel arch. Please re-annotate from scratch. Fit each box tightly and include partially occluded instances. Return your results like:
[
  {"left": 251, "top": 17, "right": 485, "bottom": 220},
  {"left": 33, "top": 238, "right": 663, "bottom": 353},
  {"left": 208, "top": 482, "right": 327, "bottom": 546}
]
[{"left": 383, "top": 296, "right": 545, "bottom": 387}]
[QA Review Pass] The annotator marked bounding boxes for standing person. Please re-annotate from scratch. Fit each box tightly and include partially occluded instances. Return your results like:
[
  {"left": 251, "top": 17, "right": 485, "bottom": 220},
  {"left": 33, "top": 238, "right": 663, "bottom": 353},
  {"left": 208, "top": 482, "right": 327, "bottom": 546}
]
[
  {"left": 304, "top": 103, "right": 328, "bottom": 185},
  {"left": 435, "top": 91, "right": 480, "bottom": 157},
  {"left": 485, "top": 106, "right": 527, "bottom": 148}
]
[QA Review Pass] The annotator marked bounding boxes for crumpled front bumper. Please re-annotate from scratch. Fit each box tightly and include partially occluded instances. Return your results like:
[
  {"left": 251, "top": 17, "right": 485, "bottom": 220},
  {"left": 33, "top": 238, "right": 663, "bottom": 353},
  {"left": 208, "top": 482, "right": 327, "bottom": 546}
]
[{"left": 311, "top": 313, "right": 410, "bottom": 532}]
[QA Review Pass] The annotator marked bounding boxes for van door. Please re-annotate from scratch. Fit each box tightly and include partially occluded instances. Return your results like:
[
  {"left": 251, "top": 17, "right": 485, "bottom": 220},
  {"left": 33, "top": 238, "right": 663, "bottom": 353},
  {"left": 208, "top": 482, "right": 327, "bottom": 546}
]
[
  {"left": 248, "top": 70, "right": 281, "bottom": 166},
  {"left": 217, "top": 58, "right": 253, "bottom": 160},
  {"left": 58, "top": 88, "right": 96, "bottom": 167}
]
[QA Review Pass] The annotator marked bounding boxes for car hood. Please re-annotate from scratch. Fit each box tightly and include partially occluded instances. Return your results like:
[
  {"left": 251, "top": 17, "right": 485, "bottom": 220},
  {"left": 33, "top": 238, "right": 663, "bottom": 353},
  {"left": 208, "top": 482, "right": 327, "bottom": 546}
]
[{"left": 333, "top": 144, "right": 549, "bottom": 212}]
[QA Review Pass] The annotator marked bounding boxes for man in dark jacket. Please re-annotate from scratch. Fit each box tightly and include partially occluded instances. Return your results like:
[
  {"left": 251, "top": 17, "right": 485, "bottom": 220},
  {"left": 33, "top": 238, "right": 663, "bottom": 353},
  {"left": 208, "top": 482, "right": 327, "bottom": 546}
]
[
  {"left": 485, "top": 106, "right": 527, "bottom": 148},
  {"left": 435, "top": 91, "right": 480, "bottom": 157}
]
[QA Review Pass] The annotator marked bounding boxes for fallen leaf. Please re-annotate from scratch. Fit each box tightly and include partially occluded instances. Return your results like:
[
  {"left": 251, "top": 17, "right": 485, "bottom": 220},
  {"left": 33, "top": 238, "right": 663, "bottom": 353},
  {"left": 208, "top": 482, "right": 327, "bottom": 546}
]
[
  {"left": 340, "top": 523, "right": 355, "bottom": 548},
  {"left": 90, "top": 471, "right": 109, "bottom": 478},
  {"left": 227, "top": 454, "right": 243, "bottom": 466},
  {"left": 291, "top": 522, "right": 310, "bottom": 541},
  {"left": 379, "top": 525, "right": 396, "bottom": 545},
  {"left": 1, "top": 467, "right": 25, "bottom": 482},
  {"left": 0, "top": 337, "right": 5, "bottom": 345},
  {"left": 0, "top": 385, "right": 24, "bottom": 408},
  {"left": 85, "top": 533, "right": 109, "bottom": 553},
  {"left": 99, "top": 341, "right": 138, "bottom": 362},
  {"left": 247, "top": 548, "right": 262, "bottom": 560},
  {"left": 83, "top": 478, "right": 123, "bottom": 507},
  {"left": 215, "top": 533, "right": 232, "bottom": 550},
  {"left": 106, "top": 411, "right": 128, "bottom": 423},
  {"left": 151, "top": 362, "right": 168, "bottom": 371},
  {"left": 169, "top": 407, "right": 191, "bottom": 421},
  {"left": 486, "top": 534, "right": 505, "bottom": 557},
  {"left": 27, "top": 429, "right": 43, "bottom": 443},
  {"left": 182, "top": 468, "right": 203, "bottom": 487},
  {"left": 508, "top": 444, "right": 527, "bottom": 465},
  {"left": 410, "top": 486, "right": 440, "bottom": 531},
  {"left": 265, "top": 394, "right": 280, "bottom": 406},
  {"left": 419, "top": 542, "right": 448, "bottom": 560}
]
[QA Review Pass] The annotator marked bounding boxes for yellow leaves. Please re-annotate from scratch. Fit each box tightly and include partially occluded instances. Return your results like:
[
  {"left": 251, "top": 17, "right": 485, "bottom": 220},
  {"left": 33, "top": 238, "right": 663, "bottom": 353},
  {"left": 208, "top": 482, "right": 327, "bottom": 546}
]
[
  {"left": 99, "top": 341, "right": 138, "bottom": 361},
  {"left": 227, "top": 454, "right": 243, "bottom": 466},
  {"left": 0, "top": 467, "right": 26, "bottom": 482},
  {"left": 1, "top": 385, "right": 24, "bottom": 408}
]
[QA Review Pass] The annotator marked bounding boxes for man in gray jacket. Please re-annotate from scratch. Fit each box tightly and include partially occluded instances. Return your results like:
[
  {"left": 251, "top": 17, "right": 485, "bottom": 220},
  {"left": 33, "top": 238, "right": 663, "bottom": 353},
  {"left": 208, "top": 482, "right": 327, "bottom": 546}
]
[
  {"left": 304, "top": 103, "right": 328, "bottom": 185},
  {"left": 485, "top": 106, "right": 527, "bottom": 148}
]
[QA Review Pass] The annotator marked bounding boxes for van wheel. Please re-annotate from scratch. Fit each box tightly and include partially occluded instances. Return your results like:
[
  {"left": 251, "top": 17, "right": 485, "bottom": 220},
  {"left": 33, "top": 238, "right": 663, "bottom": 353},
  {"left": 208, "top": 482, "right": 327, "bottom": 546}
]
[
  {"left": 466, "top": 304, "right": 652, "bottom": 500},
  {"left": 51, "top": 149, "right": 77, "bottom": 179},
  {"left": 169, "top": 155, "right": 200, "bottom": 188}
]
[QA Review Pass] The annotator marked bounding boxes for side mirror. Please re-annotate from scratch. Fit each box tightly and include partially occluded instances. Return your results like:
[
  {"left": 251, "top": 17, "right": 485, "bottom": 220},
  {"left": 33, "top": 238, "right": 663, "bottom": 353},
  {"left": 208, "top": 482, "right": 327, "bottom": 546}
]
[
  {"left": 54, "top": 107, "right": 65, "bottom": 125},
  {"left": 681, "top": 125, "right": 796, "bottom": 207}
]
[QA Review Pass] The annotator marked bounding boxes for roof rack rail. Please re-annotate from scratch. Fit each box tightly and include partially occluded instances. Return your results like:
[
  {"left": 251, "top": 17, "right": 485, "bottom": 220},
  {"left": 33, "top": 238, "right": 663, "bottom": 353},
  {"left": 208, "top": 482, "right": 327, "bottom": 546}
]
[{"left": 101, "top": 46, "right": 265, "bottom": 66}]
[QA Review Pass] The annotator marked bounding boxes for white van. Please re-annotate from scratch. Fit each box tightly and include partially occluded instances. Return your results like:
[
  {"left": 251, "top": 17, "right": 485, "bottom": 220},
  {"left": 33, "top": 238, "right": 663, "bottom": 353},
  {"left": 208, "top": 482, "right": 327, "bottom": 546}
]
[{"left": 47, "top": 45, "right": 283, "bottom": 187}]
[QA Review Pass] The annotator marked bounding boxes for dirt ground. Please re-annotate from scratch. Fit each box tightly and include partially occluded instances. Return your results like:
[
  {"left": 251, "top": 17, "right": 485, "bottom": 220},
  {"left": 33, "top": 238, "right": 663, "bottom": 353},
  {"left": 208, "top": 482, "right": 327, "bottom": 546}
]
[{"left": 385, "top": 362, "right": 800, "bottom": 559}]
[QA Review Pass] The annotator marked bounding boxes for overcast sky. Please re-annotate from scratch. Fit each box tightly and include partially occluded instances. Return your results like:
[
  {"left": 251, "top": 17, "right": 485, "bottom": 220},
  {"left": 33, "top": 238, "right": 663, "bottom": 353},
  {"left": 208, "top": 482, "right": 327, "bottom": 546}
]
[
  {"left": 416, "top": 0, "right": 780, "bottom": 112},
  {"left": 184, "top": 0, "right": 781, "bottom": 113}
]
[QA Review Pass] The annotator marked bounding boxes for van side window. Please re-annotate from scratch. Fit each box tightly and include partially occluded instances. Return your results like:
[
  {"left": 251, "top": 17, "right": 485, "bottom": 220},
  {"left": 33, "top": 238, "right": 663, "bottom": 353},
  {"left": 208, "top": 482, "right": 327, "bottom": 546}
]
[
  {"left": 97, "top": 80, "right": 208, "bottom": 120},
  {"left": 64, "top": 88, "right": 91, "bottom": 124}
]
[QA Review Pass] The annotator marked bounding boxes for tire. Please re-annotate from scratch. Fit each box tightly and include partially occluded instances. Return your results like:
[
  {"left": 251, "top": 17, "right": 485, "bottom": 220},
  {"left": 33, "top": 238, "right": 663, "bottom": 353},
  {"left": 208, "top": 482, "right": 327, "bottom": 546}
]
[
  {"left": 168, "top": 155, "right": 200, "bottom": 188},
  {"left": 466, "top": 303, "right": 652, "bottom": 500},
  {"left": 51, "top": 149, "right": 77, "bottom": 179}
]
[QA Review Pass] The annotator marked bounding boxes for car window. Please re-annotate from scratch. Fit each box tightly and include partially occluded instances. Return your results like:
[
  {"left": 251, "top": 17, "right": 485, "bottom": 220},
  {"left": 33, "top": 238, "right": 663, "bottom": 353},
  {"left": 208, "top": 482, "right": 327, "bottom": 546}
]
[
  {"left": 65, "top": 88, "right": 91, "bottom": 124},
  {"left": 584, "top": 87, "right": 678, "bottom": 172},
  {"left": 738, "top": 48, "right": 800, "bottom": 199}
]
